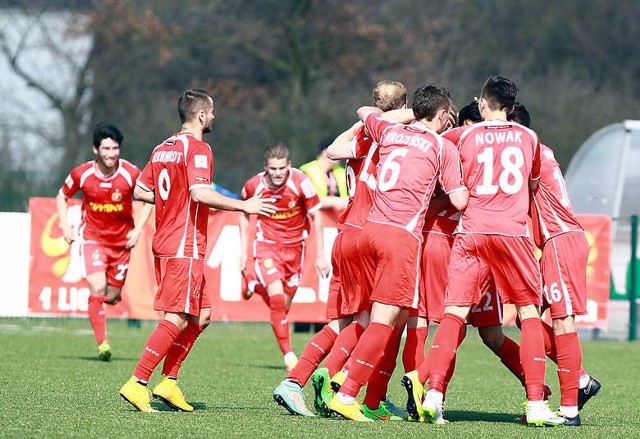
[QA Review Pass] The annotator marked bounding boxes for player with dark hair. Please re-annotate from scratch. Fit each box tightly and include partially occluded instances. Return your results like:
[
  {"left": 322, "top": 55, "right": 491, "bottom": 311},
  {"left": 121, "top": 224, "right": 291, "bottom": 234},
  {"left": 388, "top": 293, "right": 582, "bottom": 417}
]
[
  {"left": 56, "top": 122, "right": 153, "bottom": 361},
  {"left": 119, "top": 88, "right": 275, "bottom": 413},
  {"left": 404, "top": 76, "right": 566, "bottom": 426}
]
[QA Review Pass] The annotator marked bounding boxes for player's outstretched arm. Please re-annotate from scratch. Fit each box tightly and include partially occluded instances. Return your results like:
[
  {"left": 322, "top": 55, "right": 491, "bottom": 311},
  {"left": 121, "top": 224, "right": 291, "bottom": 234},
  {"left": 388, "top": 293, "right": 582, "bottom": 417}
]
[
  {"left": 191, "top": 187, "right": 276, "bottom": 216},
  {"left": 134, "top": 185, "right": 155, "bottom": 204}
]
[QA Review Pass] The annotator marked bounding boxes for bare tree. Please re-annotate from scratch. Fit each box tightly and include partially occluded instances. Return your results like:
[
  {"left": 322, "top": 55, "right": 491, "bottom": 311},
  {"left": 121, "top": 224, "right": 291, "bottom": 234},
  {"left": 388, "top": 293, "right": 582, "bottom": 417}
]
[{"left": 0, "top": 4, "right": 93, "bottom": 186}]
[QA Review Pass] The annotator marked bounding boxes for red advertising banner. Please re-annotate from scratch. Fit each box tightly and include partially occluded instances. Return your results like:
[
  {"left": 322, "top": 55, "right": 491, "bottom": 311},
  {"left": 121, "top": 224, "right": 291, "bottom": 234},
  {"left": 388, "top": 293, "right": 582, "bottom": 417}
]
[
  {"left": 28, "top": 197, "right": 338, "bottom": 322},
  {"left": 28, "top": 198, "right": 612, "bottom": 328},
  {"left": 575, "top": 214, "right": 612, "bottom": 328}
]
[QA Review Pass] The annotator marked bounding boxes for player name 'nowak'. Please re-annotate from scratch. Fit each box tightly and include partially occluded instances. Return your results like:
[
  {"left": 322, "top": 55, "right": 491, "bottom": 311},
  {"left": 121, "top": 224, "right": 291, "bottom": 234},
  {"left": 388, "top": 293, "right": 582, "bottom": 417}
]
[
  {"left": 475, "top": 130, "right": 523, "bottom": 145},
  {"left": 152, "top": 150, "right": 184, "bottom": 163}
]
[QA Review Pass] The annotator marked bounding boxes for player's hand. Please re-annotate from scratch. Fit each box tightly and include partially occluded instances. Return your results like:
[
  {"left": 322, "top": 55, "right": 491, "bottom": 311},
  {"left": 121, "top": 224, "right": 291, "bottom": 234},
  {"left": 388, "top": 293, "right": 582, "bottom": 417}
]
[
  {"left": 60, "top": 224, "right": 75, "bottom": 244},
  {"left": 315, "top": 256, "right": 331, "bottom": 279},
  {"left": 243, "top": 195, "right": 276, "bottom": 217},
  {"left": 125, "top": 229, "right": 142, "bottom": 249}
]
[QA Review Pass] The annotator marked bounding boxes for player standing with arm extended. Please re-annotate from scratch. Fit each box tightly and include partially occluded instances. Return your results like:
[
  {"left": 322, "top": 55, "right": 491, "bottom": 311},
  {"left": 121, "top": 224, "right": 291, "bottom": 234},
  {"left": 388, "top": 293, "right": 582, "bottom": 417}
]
[
  {"left": 119, "top": 88, "right": 275, "bottom": 413},
  {"left": 327, "top": 84, "right": 468, "bottom": 422},
  {"left": 239, "top": 143, "right": 330, "bottom": 372},
  {"left": 510, "top": 102, "right": 600, "bottom": 425},
  {"left": 56, "top": 123, "right": 153, "bottom": 361}
]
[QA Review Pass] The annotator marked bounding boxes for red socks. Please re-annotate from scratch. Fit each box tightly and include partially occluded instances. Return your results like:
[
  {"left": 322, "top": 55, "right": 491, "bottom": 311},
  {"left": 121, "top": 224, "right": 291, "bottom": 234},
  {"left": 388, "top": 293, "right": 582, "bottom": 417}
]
[
  {"left": 424, "top": 314, "right": 465, "bottom": 392},
  {"left": 133, "top": 320, "right": 182, "bottom": 382},
  {"left": 520, "top": 318, "right": 546, "bottom": 400},
  {"left": 162, "top": 320, "right": 204, "bottom": 378},
  {"left": 269, "top": 294, "right": 291, "bottom": 354},
  {"left": 287, "top": 325, "right": 337, "bottom": 386},
  {"left": 495, "top": 336, "right": 525, "bottom": 386},
  {"left": 88, "top": 295, "right": 107, "bottom": 345},
  {"left": 555, "top": 331, "right": 582, "bottom": 407},
  {"left": 403, "top": 326, "right": 428, "bottom": 372},
  {"left": 339, "top": 323, "right": 393, "bottom": 398},
  {"left": 363, "top": 325, "right": 403, "bottom": 408},
  {"left": 324, "top": 322, "right": 365, "bottom": 377}
]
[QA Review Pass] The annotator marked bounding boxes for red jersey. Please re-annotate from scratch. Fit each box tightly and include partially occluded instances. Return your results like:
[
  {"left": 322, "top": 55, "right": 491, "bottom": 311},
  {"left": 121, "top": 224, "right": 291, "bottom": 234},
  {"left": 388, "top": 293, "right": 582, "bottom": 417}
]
[
  {"left": 456, "top": 120, "right": 541, "bottom": 236},
  {"left": 339, "top": 124, "right": 379, "bottom": 229},
  {"left": 530, "top": 144, "right": 583, "bottom": 247},
  {"left": 364, "top": 113, "right": 465, "bottom": 239},
  {"left": 422, "top": 138, "right": 466, "bottom": 237},
  {"left": 138, "top": 132, "right": 214, "bottom": 259},
  {"left": 241, "top": 168, "right": 321, "bottom": 244},
  {"left": 60, "top": 159, "right": 140, "bottom": 247}
]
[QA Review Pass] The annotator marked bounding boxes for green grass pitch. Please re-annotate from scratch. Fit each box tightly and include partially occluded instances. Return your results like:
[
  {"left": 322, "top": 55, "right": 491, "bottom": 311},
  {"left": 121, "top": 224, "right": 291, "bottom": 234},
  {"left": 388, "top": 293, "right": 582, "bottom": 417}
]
[{"left": 0, "top": 317, "right": 637, "bottom": 438}]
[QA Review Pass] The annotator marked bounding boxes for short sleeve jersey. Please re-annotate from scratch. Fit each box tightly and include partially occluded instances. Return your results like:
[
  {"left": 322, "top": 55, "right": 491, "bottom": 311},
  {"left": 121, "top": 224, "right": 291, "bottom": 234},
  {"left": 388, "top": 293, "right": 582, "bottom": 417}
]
[
  {"left": 137, "top": 132, "right": 213, "bottom": 259},
  {"left": 60, "top": 159, "right": 140, "bottom": 247},
  {"left": 364, "top": 113, "right": 465, "bottom": 238},
  {"left": 456, "top": 120, "right": 541, "bottom": 236},
  {"left": 339, "top": 124, "right": 380, "bottom": 228},
  {"left": 530, "top": 144, "right": 583, "bottom": 247},
  {"left": 241, "top": 168, "right": 321, "bottom": 244}
]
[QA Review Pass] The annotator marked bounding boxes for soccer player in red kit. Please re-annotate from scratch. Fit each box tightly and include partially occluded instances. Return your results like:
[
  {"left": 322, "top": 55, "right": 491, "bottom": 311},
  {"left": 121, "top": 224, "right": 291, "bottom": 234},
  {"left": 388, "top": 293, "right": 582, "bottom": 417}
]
[
  {"left": 119, "top": 89, "right": 275, "bottom": 413},
  {"left": 510, "top": 102, "right": 600, "bottom": 425},
  {"left": 239, "top": 143, "right": 330, "bottom": 372},
  {"left": 272, "top": 81, "right": 410, "bottom": 419},
  {"left": 409, "top": 76, "right": 565, "bottom": 427},
  {"left": 327, "top": 84, "right": 468, "bottom": 422},
  {"left": 56, "top": 123, "right": 153, "bottom": 361}
]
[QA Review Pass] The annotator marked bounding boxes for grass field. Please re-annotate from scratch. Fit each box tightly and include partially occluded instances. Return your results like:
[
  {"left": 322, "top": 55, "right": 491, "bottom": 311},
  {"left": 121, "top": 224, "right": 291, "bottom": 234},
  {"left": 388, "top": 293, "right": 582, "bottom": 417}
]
[{"left": 0, "top": 317, "right": 637, "bottom": 438}]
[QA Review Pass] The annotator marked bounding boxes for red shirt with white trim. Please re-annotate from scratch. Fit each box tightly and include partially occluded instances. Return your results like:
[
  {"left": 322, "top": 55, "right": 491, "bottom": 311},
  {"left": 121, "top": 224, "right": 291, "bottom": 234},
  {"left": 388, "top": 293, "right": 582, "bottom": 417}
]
[
  {"left": 364, "top": 113, "right": 465, "bottom": 239},
  {"left": 138, "top": 132, "right": 213, "bottom": 259},
  {"left": 339, "top": 124, "right": 379, "bottom": 228},
  {"left": 60, "top": 159, "right": 140, "bottom": 247},
  {"left": 241, "top": 168, "right": 321, "bottom": 244},
  {"left": 455, "top": 120, "right": 541, "bottom": 236},
  {"left": 530, "top": 144, "right": 583, "bottom": 247}
]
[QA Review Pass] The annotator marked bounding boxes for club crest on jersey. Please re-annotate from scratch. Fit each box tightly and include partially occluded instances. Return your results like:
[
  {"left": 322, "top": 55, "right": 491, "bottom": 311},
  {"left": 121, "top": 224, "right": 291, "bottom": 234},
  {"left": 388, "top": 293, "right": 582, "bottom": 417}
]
[
  {"left": 111, "top": 190, "right": 123, "bottom": 202},
  {"left": 288, "top": 200, "right": 297, "bottom": 209},
  {"left": 263, "top": 258, "right": 274, "bottom": 269}
]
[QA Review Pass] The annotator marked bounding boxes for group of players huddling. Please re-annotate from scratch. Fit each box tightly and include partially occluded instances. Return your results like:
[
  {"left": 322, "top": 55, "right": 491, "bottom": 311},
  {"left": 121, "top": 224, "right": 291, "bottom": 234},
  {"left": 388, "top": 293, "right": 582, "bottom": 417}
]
[{"left": 270, "top": 76, "right": 601, "bottom": 427}]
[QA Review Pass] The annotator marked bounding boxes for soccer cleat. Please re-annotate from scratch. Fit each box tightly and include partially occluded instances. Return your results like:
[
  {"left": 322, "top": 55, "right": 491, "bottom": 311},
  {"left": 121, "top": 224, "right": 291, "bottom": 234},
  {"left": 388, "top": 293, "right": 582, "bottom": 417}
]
[
  {"left": 526, "top": 404, "right": 567, "bottom": 427},
  {"left": 382, "top": 397, "right": 409, "bottom": 420},
  {"left": 561, "top": 413, "right": 581, "bottom": 426},
  {"left": 520, "top": 384, "right": 553, "bottom": 424},
  {"left": 330, "top": 370, "right": 346, "bottom": 393},
  {"left": 152, "top": 376, "right": 194, "bottom": 412},
  {"left": 98, "top": 341, "right": 112, "bottom": 362},
  {"left": 273, "top": 379, "right": 316, "bottom": 417},
  {"left": 422, "top": 391, "right": 446, "bottom": 425},
  {"left": 284, "top": 352, "right": 298, "bottom": 372},
  {"left": 363, "top": 401, "right": 404, "bottom": 421},
  {"left": 311, "top": 367, "right": 333, "bottom": 417},
  {"left": 578, "top": 377, "right": 601, "bottom": 410},
  {"left": 401, "top": 370, "right": 425, "bottom": 422},
  {"left": 119, "top": 377, "right": 158, "bottom": 413},
  {"left": 328, "top": 395, "right": 372, "bottom": 422}
]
